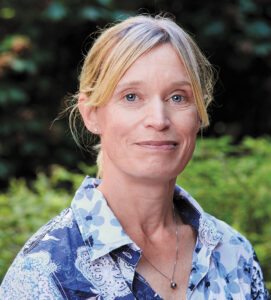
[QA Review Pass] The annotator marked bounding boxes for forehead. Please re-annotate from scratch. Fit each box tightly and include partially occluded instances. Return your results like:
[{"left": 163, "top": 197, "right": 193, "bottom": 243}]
[{"left": 115, "top": 43, "right": 190, "bottom": 88}]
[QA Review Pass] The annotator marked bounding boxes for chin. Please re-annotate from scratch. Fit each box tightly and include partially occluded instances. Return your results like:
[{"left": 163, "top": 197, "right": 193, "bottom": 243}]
[{"left": 128, "top": 165, "right": 181, "bottom": 182}]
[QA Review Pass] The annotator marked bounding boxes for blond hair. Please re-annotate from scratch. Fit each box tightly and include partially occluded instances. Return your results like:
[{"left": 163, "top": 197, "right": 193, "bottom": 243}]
[{"left": 69, "top": 15, "right": 215, "bottom": 178}]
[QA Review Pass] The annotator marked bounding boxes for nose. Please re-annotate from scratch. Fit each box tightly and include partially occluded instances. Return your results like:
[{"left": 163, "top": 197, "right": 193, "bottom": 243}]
[{"left": 143, "top": 98, "right": 170, "bottom": 131}]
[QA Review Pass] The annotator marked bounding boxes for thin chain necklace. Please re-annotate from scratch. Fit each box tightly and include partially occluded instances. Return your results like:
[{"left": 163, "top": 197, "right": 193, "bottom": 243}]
[{"left": 142, "top": 205, "right": 179, "bottom": 289}]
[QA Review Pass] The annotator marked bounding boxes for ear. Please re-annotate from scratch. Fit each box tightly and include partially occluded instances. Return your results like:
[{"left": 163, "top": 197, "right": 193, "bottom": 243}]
[{"left": 78, "top": 93, "right": 100, "bottom": 134}]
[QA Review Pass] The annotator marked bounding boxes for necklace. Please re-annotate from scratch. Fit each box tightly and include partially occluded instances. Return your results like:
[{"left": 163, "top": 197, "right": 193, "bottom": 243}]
[{"left": 142, "top": 205, "right": 179, "bottom": 289}]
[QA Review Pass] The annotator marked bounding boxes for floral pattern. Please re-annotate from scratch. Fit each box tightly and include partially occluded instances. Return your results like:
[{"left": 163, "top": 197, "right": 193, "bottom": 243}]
[
  {"left": 0, "top": 176, "right": 269, "bottom": 299},
  {"left": 75, "top": 247, "right": 130, "bottom": 300},
  {"left": 198, "top": 216, "right": 222, "bottom": 249},
  {"left": 198, "top": 267, "right": 221, "bottom": 299},
  {"left": 0, "top": 251, "right": 62, "bottom": 299}
]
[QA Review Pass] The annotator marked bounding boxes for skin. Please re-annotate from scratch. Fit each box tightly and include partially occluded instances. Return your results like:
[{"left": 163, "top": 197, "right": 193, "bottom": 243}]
[{"left": 79, "top": 43, "right": 200, "bottom": 299}]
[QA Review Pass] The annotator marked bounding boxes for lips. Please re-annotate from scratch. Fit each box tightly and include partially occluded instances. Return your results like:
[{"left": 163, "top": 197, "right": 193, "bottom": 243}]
[{"left": 136, "top": 140, "right": 178, "bottom": 150}]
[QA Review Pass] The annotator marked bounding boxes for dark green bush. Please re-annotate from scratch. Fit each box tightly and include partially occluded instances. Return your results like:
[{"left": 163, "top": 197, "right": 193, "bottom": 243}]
[{"left": 0, "top": 137, "right": 270, "bottom": 292}]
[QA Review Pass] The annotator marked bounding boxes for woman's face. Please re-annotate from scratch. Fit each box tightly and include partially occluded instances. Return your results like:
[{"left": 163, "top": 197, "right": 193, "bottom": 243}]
[{"left": 94, "top": 43, "right": 200, "bottom": 182}]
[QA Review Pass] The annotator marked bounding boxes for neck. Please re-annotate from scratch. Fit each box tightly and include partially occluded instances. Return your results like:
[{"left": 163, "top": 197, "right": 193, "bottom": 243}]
[{"left": 97, "top": 164, "right": 179, "bottom": 244}]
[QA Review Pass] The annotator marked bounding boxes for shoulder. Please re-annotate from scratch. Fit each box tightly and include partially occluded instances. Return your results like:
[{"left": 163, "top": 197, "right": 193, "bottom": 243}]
[
  {"left": 204, "top": 213, "right": 269, "bottom": 299},
  {"left": 0, "top": 208, "right": 76, "bottom": 299},
  {"left": 205, "top": 212, "right": 252, "bottom": 252},
  {"left": 0, "top": 249, "right": 63, "bottom": 299},
  {"left": 22, "top": 207, "right": 75, "bottom": 255},
  {"left": 203, "top": 212, "right": 256, "bottom": 265}
]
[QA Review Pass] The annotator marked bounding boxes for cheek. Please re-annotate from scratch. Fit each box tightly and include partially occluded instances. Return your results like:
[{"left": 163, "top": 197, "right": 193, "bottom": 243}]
[
  {"left": 99, "top": 112, "right": 132, "bottom": 148},
  {"left": 101, "top": 106, "right": 142, "bottom": 138},
  {"left": 175, "top": 109, "right": 200, "bottom": 138}
]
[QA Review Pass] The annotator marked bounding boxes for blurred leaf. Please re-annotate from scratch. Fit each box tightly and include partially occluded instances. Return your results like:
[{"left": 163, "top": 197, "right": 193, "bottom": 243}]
[
  {"left": 80, "top": 7, "right": 102, "bottom": 21},
  {"left": 97, "top": 0, "right": 112, "bottom": 7},
  {"left": 24, "top": 120, "right": 44, "bottom": 132},
  {"left": 0, "top": 87, "right": 28, "bottom": 106},
  {"left": 0, "top": 35, "right": 31, "bottom": 53},
  {"left": 254, "top": 42, "right": 271, "bottom": 56},
  {"left": 239, "top": 0, "right": 257, "bottom": 14},
  {"left": 43, "top": 2, "right": 68, "bottom": 21},
  {"left": 20, "top": 141, "right": 47, "bottom": 156},
  {"left": 203, "top": 21, "right": 225, "bottom": 36},
  {"left": 0, "top": 160, "right": 13, "bottom": 178},
  {"left": 0, "top": 7, "right": 15, "bottom": 19},
  {"left": 9, "top": 88, "right": 28, "bottom": 102},
  {"left": 246, "top": 21, "right": 271, "bottom": 38},
  {"left": 11, "top": 58, "right": 36, "bottom": 73},
  {"left": 0, "top": 37, "right": 13, "bottom": 53}
]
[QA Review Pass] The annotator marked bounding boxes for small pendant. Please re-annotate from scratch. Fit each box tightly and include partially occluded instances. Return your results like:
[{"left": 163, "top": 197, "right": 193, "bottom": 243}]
[{"left": 170, "top": 281, "right": 177, "bottom": 289}]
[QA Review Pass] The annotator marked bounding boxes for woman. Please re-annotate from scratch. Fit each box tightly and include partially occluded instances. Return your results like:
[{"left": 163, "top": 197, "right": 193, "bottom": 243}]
[{"left": 0, "top": 15, "right": 269, "bottom": 300}]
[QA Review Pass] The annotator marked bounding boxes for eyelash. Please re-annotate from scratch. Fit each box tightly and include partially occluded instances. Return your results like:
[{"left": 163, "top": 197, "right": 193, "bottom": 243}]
[{"left": 124, "top": 93, "right": 186, "bottom": 103}]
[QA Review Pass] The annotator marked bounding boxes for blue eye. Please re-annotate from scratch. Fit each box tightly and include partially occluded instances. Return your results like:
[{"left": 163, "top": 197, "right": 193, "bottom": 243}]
[
  {"left": 125, "top": 94, "right": 137, "bottom": 101},
  {"left": 171, "top": 95, "right": 184, "bottom": 102}
]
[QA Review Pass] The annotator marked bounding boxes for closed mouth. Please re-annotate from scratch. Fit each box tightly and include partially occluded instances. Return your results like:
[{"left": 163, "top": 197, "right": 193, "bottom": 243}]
[{"left": 136, "top": 141, "right": 178, "bottom": 150}]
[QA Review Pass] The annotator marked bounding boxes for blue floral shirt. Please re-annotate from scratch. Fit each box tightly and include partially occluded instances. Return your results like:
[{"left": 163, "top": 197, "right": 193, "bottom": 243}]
[{"left": 0, "top": 176, "right": 269, "bottom": 299}]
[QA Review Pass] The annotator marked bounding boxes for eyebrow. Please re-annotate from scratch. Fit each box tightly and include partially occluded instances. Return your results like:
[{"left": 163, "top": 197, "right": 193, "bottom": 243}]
[
  {"left": 114, "top": 81, "right": 144, "bottom": 93},
  {"left": 114, "top": 80, "right": 191, "bottom": 93},
  {"left": 170, "top": 80, "right": 191, "bottom": 87}
]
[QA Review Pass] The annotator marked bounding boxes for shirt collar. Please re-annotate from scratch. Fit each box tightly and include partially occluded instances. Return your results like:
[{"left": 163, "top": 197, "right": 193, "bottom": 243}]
[
  {"left": 174, "top": 184, "right": 223, "bottom": 251},
  {"left": 71, "top": 176, "right": 136, "bottom": 261},
  {"left": 71, "top": 176, "right": 222, "bottom": 262}
]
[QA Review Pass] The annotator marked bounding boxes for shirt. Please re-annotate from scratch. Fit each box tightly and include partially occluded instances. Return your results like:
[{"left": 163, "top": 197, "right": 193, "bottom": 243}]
[{"left": 0, "top": 176, "right": 269, "bottom": 299}]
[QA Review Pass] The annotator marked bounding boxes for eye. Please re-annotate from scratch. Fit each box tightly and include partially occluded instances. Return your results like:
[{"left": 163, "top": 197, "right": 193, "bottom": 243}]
[
  {"left": 125, "top": 93, "right": 137, "bottom": 101},
  {"left": 171, "top": 94, "right": 185, "bottom": 103}
]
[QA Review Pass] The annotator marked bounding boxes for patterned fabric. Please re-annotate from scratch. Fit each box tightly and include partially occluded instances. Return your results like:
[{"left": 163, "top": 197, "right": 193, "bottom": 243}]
[{"left": 0, "top": 176, "right": 269, "bottom": 299}]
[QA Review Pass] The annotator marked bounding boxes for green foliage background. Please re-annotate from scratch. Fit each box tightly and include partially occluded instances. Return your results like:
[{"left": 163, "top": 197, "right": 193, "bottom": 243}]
[{"left": 1, "top": 137, "right": 271, "bottom": 293}]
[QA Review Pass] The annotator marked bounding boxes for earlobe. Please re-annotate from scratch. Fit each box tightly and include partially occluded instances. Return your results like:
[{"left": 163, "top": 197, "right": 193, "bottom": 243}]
[{"left": 78, "top": 93, "right": 100, "bottom": 134}]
